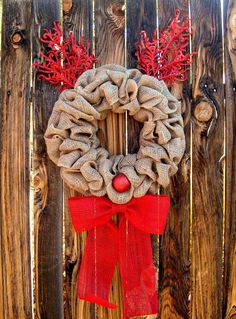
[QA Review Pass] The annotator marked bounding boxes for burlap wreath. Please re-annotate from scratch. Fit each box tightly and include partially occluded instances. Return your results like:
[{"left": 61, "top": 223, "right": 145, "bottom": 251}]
[{"left": 44, "top": 64, "right": 185, "bottom": 204}]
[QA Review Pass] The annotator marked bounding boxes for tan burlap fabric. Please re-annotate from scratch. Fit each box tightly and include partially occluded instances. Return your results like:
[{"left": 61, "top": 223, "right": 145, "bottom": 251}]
[{"left": 44, "top": 64, "right": 185, "bottom": 203}]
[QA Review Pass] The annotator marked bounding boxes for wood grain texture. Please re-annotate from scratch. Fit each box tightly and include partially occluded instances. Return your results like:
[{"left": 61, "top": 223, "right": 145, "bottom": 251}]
[
  {"left": 223, "top": 0, "right": 236, "bottom": 318},
  {"left": 95, "top": 0, "right": 125, "bottom": 67},
  {"left": 95, "top": 0, "right": 126, "bottom": 156},
  {"left": 32, "top": 1, "right": 64, "bottom": 318},
  {"left": 63, "top": 0, "right": 92, "bottom": 42},
  {"left": 126, "top": 2, "right": 159, "bottom": 319},
  {"left": 126, "top": 0, "right": 157, "bottom": 154},
  {"left": 62, "top": 1, "right": 95, "bottom": 319},
  {"left": 95, "top": 1, "right": 125, "bottom": 318},
  {"left": 157, "top": 2, "right": 191, "bottom": 318},
  {"left": 1, "top": 1, "right": 235, "bottom": 319},
  {"left": 191, "top": 0, "right": 224, "bottom": 318},
  {"left": 0, "top": 1, "right": 32, "bottom": 318}
]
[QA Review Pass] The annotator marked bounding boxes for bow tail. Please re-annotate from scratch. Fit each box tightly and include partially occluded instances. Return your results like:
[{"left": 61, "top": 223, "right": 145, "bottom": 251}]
[
  {"left": 118, "top": 216, "right": 158, "bottom": 319},
  {"left": 77, "top": 221, "right": 118, "bottom": 309}
]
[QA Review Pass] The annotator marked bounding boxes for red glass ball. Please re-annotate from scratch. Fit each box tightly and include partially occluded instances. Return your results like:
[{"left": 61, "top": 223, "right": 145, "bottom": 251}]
[{"left": 112, "top": 173, "right": 131, "bottom": 193}]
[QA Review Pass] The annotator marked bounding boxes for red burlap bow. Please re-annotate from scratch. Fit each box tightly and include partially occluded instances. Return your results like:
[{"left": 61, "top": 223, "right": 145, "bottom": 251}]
[{"left": 68, "top": 194, "right": 170, "bottom": 318}]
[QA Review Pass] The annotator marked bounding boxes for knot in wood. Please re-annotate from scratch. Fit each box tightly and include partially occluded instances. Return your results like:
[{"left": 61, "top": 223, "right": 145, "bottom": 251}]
[
  {"left": 11, "top": 31, "right": 24, "bottom": 48},
  {"left": 108, "top": 3, "right": 125, "bottom": 29},
  {"left": 230, "top": 13, "right": 236, "bottom": 29},
  {"left": 194, "top": 102, "right": 213, "bottom": 122},
  {"left": 111, "top": 2, "right": 125, "bottom": 17},
  {"left": 63, "top": 0, "right": 72, "bottom": 12},
  {"left": 34, "top": 175, "right": 42, "bottom": 192},
  {"left": 229, "top": 8, "right": 236, "bottom": 50}
]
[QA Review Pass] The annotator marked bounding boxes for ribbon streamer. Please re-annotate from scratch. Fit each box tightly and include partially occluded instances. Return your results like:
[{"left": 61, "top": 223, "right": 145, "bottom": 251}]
[{"left": 68, "top": 194, "right": 170, "bottom": 318}]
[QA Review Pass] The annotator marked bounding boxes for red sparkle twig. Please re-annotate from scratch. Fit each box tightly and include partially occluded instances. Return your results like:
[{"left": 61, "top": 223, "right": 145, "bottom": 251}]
[
  {"left": 136, "top": 10, "right": 196, "bottom": 85},
  {"left": 33, "top": 21, "right": 96, "bottom": 91}
]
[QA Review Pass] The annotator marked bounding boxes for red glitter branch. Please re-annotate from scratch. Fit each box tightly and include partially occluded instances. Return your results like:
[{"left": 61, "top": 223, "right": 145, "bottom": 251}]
[
  {"left": 33, "top": 21, "right": 96, "bottom": 91},
  {"left": 136, "top": 10, "right": 196, "bottom": 84}
]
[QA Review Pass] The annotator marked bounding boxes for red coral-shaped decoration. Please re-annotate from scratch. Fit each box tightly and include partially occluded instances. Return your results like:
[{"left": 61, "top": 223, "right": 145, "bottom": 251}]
[
  {"left": 33, "top": 21, "right": 96, "bottom": 91},
  {"left": 136, "top": 10, "right": 195, "bottom": 84}
]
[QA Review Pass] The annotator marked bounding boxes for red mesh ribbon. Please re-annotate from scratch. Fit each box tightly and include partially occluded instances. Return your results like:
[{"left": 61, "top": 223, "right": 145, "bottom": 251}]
[{"left": 68, "top": 194, "right": 170, "bottom": 318}]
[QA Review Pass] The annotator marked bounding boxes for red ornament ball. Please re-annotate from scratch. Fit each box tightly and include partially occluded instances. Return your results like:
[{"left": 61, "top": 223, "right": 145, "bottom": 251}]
[{"left": 112, "top": 173, "right": 131, "bottom": 193}]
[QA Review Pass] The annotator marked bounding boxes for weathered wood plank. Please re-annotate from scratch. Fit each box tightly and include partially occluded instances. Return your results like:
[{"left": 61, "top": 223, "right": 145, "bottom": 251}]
[
  {"left": 32, "top": 1, "right": 64, "bottom": 318},
  {"left": 0, "top": 1, "right": 32, "bottom": 318},
  {"left": 62, "top": 1, "right": 94, "bottom": 319},
  {"left": 126, "top": 2, "right": 158, "bottom": 319},
  {"left": 191, "top": 0, "right": 224, "bottom": 318},
  {"left": 223, "top": 0, "right": 236, "bottom": 318},
  {"left": 95, "top": 0, "right": 126, "bottom": 156},
  {"left": 95, "top": 0, "right": 125, "bottom": 68},
  {"left": 63, "top": 0, "right": 92, "bottom": 42},
  {"left": 95, "top": 1, "right": 125, "bottom": 318},
  {"left": 126, "top": 0, "right": 157, "bottom": 153},
  {"left": 157, "top": 2, "right": 191, "bottom": 318}
]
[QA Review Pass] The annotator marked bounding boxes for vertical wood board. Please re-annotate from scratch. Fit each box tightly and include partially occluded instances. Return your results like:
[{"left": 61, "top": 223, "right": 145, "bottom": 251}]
[
  {"left": 191, "top": 0, "right": 224, "bottom": 317},
  {"left": 32, "top": 1, "right": 64, "bottom": 318},
  {"left": 95, "top": 0, "right": 126, "bottom": 157},
  {"left": 126, "top": 0, "right": 157, "bottom": 154},
  {"left": 223, "top": 0, "right": 236, "bottom": 318},
  {"left": 126, "top": 1, "right": 158, "bottom": 319},
  {"left": 95, "top": 1, "right": 125, "bottom": 318},
  {"left": 0, "top": 0, "right": 32, "bottom": 318},
  {"left": 63, "top": 1, "right": 94, "bottom": 319},
  {"left": 157, "top": 2, "right": 191, "bottom": 319}
]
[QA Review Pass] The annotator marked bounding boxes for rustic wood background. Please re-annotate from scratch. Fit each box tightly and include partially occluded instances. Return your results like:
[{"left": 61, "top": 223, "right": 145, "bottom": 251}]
[{"left": 0, "top": 0, "right": 236, "bottom": 318}]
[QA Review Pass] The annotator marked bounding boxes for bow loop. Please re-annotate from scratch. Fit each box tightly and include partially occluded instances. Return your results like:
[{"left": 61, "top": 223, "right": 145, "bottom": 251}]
[
  {"left": 69, "top": 196, "right": 113, "bottom": 231},
  {"left": 125, "top": 195, "right": 170, "bottom": 234}
]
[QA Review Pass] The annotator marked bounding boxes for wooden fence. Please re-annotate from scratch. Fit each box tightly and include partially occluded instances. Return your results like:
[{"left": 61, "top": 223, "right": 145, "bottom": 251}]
[{"left": 0, "top": 0, "right": 235, "bottom": 318}]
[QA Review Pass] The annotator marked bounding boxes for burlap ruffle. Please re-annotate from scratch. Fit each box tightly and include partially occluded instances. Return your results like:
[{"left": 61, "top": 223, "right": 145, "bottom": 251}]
[{"left": 44, "top": 64, "right": 185, "bottom": 203}]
